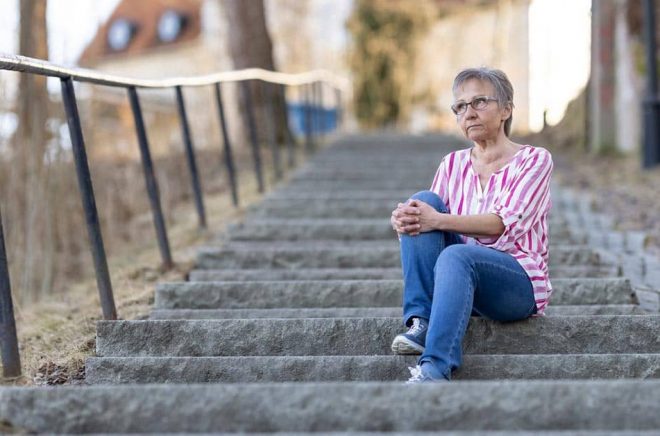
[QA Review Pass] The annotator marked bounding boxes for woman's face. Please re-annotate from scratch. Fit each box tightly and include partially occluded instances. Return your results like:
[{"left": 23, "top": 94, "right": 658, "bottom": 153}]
[{"left": 453, "top": 79, "right": 511, "bottom": 142}]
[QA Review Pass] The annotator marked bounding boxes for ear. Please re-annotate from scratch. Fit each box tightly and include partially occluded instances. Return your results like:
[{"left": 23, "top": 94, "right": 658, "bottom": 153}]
[{"left": 501, "top": 102, "right": 513, "bottom": 121}]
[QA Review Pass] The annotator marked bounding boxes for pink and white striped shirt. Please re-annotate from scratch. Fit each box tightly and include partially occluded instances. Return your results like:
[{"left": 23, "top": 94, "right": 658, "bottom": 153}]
[{"left": 430, "top": 145, "right": 554, "bottom": 315}]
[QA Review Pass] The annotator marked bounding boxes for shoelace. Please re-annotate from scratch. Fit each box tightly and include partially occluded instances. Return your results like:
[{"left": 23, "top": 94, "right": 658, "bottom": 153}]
[
  {"left": 408, "top": 318, "right": 424, "bottom": 335},
  {"left": 407, "top": 365, "right": 425, "bottom": 383}
]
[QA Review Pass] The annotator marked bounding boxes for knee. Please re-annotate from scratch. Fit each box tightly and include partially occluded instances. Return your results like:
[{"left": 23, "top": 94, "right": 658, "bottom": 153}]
[
  {"left": 409, "top": 190, "right": 448, "bottom": 212},
  {"left": 435, "top": 245, "right": 475, "bottom": 271}
]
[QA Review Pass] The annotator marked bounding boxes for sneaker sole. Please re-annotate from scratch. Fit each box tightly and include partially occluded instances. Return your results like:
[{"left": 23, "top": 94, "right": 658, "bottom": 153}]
[{"left": 391, "top": 335, "right": 425, "bottom": 355}]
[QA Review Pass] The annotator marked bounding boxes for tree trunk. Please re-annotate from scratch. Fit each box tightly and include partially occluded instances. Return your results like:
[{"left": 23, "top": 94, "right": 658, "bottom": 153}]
[
  {"left": 12, "top": 0, "right": 50, "bottom": 300},
  {"left": 222, "top": 0, "right": 291, "bottom": 146}
]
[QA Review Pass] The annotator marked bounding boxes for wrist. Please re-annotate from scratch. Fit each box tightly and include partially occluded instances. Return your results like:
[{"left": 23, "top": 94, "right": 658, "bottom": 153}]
[{"left": 433, "top": 211, "right": 446, "bottom": 231}]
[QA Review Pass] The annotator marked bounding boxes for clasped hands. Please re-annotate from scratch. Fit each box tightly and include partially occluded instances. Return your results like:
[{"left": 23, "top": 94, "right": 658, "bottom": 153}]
[{"left": 390, "top": 199, "right": 440, "bottom": 237}]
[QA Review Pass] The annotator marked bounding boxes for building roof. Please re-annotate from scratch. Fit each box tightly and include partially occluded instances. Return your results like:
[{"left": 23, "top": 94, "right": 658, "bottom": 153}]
[{"left": 78, "top": 0, "right": 202, "bottom": 66}]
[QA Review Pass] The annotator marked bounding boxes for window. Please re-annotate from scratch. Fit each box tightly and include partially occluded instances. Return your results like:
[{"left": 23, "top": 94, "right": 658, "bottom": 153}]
[
  {"left": 107, "top": 18, "right": 136, "bottom": 51},
  {"left": 157, "top": 10, "right": 187, "bottom": 43}
]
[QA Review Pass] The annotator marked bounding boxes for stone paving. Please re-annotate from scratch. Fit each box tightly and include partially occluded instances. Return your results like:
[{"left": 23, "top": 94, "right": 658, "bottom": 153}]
[{"left": 2, "top": 133, "right": 660, "bottom": 433}]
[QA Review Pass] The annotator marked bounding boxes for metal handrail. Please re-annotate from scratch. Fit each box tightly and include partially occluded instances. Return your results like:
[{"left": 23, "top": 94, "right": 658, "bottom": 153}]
[
  {"left": 0, "top": 53, "right": 348, "bottom": 90},
  {"left": 0, "top": 53, "right": 343, "bottom": 379}
]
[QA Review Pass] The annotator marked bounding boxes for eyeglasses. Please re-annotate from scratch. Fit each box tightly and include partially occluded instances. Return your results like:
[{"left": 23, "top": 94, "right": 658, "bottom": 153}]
[{"left": 451, "top": 96, "right": 498, "bottom": 115}]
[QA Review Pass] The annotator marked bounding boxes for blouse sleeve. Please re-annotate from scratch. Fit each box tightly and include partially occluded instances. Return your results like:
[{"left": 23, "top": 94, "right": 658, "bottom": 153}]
[
  {"left": 476, "top": 148, "right": 553, "bottom": 252},
  {"left": 429, "top": 154, "right": 451, "bottom": 212}
]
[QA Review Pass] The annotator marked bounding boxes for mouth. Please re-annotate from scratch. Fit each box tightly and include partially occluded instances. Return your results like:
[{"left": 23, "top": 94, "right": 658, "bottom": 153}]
[{"left": 466, "top": 125, "right": 482, "bottom": 131}]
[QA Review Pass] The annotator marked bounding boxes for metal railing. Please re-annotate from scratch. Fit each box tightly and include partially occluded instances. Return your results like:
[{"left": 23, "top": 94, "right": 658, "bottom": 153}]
[{"left": 0, "top": 53, "right": 346, "bottom": 378}]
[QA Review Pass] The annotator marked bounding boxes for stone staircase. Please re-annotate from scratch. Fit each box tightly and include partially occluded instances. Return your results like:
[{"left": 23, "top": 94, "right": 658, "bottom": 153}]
[{"left": 2, "top": 134, "right": 660, "bottom": 433}]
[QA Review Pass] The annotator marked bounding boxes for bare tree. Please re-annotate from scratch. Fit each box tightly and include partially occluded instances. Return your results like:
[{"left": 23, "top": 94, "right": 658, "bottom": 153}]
[
  {"left": 222, "top": 0, "right": 290, "bottom": 144},
  {"left": 10, "top": 0, "right": 51, "bottom": 300}
]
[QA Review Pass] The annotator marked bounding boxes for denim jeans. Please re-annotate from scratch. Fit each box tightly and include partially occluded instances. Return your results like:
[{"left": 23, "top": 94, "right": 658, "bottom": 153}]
[{"left": 400, "top": 190, "right": 537, "bottom": 380}]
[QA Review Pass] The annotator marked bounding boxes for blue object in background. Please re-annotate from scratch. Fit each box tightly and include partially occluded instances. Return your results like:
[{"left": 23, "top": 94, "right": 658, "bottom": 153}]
[{"left": 287, "top": 103, "right": 337, "bottom": 138}]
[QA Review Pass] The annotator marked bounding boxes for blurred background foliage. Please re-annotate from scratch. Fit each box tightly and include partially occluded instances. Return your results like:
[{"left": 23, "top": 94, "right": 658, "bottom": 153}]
[{"left": 347, "top": 0, "right": 436, "bottom": 128}]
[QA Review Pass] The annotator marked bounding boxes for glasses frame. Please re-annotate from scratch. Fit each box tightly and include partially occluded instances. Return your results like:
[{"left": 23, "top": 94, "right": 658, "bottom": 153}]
[{"left": 451, "top": 96, "right": 499, "bottom": 115}]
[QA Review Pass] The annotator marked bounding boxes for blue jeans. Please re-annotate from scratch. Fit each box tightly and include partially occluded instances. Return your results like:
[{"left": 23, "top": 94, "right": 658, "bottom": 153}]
[{"left": 400, "top": 190, "right": 537, "bottom": 380}]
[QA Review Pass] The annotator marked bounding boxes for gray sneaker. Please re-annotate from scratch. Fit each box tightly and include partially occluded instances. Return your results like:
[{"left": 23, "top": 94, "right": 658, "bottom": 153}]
[
  {"left": 391, "top": 317, "right": 428, "bottom": 355},
  {"left": 405, "top": 364, "right": 449, "bottom": 384}
]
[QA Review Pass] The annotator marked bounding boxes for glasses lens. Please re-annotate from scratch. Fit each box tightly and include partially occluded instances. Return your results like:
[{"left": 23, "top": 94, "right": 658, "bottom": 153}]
[
  {"left": 451, "top": 102, "right": 466, "bottom": 114},
  {"left": 472, "top": 97, "right": 489, "bottom": 110}
]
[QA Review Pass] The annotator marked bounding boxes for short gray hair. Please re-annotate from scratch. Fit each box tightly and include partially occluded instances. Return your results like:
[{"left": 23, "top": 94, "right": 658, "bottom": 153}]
[{"left": 452, "top": 67, "right": 515, "bottom": 136}]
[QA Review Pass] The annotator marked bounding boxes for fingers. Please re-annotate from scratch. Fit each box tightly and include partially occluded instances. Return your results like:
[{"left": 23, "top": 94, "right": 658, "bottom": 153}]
[
  {"left": 401, "top": 223, "right": 421, "bottom": 234},
  {"left": 392, "top": 201, "right": 421, "bottom": 235},
  {"left": 393, "top": 216, "right": 421, "bottom": 233},
  {"left": 408, "top": 199, "right": 429, "bottom": 209},
  {"left": 400, "top": 205, "right": 420, "bottom": 215},
  {"left": 393, "top": 216, "right": 419, "bottom": 234},
  {"left": 392, "top": 206, "right": 420, "bottom": 219}
]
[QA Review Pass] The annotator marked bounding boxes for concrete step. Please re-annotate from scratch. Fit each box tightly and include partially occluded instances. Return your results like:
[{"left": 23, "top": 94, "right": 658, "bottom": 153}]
[
  {"left": 281, "top": 180, "right": 429, "bottom": 191},
  {"left": 248, "top": 199, "right": 590, "bottom": 221},
  {"left": 196, "top": 244, "right": 606, "bottom": 270},
  {"left": 188, "top": 264, "right": 622, "bottom": 282},
  {"left": 188, "top": 267, "right": 407, "bottom": 281},
  {"left": 263, "top": 190, "right": 422, "bottom": 201},
  {"left": 85, "top": 353, "right": 660, "bottom": 384},
  {"left": 6, "top": 381, "right": 660, "bottom": 433},
  {"left": 156, "top": 278, "right": 634, "bottom": 310},
  {"left": 255, "top": 195, "right": 601, "bottom": 223},
  {"left": 226, "top": 224, "right": 632, "bottom": 255},
  {"left": 95, "top": 315, "right": 660, "bottom": 357},
  {"left": 289, "top": 171, "right": 442, "bottom": 182},
  {"left": 216, "top": 239, "right": 584, "bottom": 250},
  {"left": 149, "top": 304, "right": 647, "bottom": 320},
  {"left": 230, "top": 219, "right": 579, "bottom": 243}
]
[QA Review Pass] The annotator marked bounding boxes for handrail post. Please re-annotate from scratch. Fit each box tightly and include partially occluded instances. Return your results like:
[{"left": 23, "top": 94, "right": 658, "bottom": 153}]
[
  {"left": 241, "top": 80, "right": 265, "bottom": 193},
  {"left": 282, "top": 84, "right": 295, "bottom": 168},
  {"left": 312, "top": 81, "right": 321, "bottom": 143},
  {"left": 0, "top": 204, "right": 21, "bottom": 378},
  {"left": 310, "top": 81, "right": 317, "bottom": 142},
  {"left": 127, "top": 87, "right": 173, "bottom": 270},
  {"left": 335, "top": 87, "right": 342, "bottom": 131},
  {"left": 175, "top": 86, "right": 207, "bottom": 228},
  {"left": 263, "top": 81, "right": 283, "bottom": 180},
  {"left": 315, "top": 81, "right": 324, "bottom": 138},
  {"left": 214, "top": 83, "right": 239, "bottom": 207},
  {"left": 304, "top": 83, "right": 314, "bottom": 153},
  {"left": 60, "top": 77, "right": 117, "bottom": 320}
]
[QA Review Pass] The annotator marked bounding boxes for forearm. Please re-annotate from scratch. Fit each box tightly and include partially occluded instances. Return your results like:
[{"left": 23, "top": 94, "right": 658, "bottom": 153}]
[{"left": 433, "top": 212, "right": 505, "bottom": 238}]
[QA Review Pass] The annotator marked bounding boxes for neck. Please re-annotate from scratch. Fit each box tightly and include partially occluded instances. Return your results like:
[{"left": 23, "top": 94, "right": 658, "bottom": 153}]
[{"left": 471, "top": 131, "right": 515, "bottom": 161}]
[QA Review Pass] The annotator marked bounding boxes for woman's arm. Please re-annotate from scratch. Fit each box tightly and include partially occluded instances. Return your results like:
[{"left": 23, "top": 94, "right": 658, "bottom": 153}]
[
  {"left": 434, "top": 211, "right": 504, "bottom": 238},
  {"left": 400, "top": 199, "right": 504, "bottom": 237}
]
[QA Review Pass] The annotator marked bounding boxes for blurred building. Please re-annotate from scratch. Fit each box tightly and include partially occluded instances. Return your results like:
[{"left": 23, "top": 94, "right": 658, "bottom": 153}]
[
  {"left": 76, "top": 0, "right": 350, "bottom": 159},
  {"left": 77, "top": 0, "right": 234, "bottom": 160}
]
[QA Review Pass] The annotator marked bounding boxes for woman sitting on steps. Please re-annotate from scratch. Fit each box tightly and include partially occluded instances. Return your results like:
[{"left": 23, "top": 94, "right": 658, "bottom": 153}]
[{"left": 390, "top": 67, "right": 554, "bottom": 384}]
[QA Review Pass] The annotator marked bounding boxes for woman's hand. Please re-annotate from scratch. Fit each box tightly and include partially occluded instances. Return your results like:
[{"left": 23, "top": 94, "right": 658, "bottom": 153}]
[
  {"left": 391, "top": 202, "right": 421, "bottom": 235},
  {"left": 407, "top": 199, "right": 442, "bottom": 235},
  {"left": 391, "top": 200, "right": 443, "bottom": 236}
]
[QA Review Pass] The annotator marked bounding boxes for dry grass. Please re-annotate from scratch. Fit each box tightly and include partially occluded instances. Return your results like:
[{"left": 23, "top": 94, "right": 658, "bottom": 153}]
[{"left": 0, "top": 146, "right": 311, "bottom": 386}]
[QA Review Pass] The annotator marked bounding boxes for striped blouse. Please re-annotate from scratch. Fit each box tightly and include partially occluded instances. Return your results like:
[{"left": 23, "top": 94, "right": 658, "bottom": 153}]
[{"left": 430, "top": 145, "right": 554, "bottom": 315}]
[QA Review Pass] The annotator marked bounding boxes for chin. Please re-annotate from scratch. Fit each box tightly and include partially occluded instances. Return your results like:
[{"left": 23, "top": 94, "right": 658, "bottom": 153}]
[{"left": 467, "top": 132, "right": 488, "bottom": 142}]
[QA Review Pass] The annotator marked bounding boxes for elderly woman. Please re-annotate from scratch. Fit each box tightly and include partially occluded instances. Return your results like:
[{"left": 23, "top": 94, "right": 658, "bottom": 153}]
[{"left": 390, "top": 67, "right": 553, "bottom": 384}]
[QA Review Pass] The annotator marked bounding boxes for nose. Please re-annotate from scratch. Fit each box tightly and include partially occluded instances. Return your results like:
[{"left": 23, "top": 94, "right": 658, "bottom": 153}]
[{"left": 464, "top": 105, "right": 478, "bottom": 119}]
